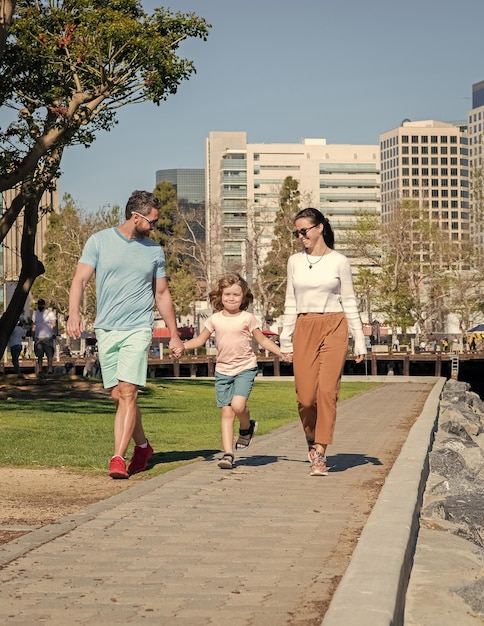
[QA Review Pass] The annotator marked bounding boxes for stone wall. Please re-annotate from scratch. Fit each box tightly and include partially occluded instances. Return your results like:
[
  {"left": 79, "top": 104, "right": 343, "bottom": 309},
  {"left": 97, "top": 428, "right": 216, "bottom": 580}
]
[{"left": 418, "top": 379, "right": 484, "bottom": 618}]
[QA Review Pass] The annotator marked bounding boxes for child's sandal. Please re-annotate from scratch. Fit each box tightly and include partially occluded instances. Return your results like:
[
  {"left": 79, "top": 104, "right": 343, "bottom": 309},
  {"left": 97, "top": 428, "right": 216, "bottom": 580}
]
[
  {"left": 217, "top": 453, "right": 235, "bottom": 469},
  {"left": 235, "top": 419, "right": 258, "bottom": 450}
]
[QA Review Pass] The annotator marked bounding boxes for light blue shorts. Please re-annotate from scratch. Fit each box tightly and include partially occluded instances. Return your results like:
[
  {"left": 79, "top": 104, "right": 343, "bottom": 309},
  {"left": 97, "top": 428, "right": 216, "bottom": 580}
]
[
  {"left": 96, "top": 328, "right": 152, "bottom": 389},
  {"left": 214, "top": 367, "right": 258, "bottom": 408}
]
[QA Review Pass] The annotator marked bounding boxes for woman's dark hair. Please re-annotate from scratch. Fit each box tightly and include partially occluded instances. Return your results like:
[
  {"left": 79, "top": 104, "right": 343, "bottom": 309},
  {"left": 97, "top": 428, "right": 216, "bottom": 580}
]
[
  {"left": 209, "top": 273, "right": 254, "bottom": 312},
  {"left": 294, "top": 207, "right": 335, "bottom": 249}
]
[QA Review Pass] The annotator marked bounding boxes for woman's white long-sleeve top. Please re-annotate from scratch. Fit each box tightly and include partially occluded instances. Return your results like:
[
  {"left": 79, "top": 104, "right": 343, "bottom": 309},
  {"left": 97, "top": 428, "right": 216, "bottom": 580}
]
[{"left": 279, "top": 249, "right": 367, "bottom": 356}]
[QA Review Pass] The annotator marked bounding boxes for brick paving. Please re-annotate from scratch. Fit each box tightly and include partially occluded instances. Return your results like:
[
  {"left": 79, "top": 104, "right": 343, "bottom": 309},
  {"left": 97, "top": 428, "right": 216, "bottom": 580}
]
[{"left": 0, "top": 382, "right": 433, "bottom": 626}]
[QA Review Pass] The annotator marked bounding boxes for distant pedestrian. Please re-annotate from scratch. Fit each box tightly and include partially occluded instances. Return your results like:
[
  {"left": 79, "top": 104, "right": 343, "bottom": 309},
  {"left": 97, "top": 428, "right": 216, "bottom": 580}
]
[
  {"left": 8, "top": 321, "right": 25, "bottom": 375},
  {"left": 183, "top": 273, "right": 292, "bottom": 470},
  {"left": 67, "top": 190, "right": 184, "bottom": 479},
  {"left": 32, "top": 298, "right": 56, "bottom": 375},
  {"left": 279, "top": 208, "right": 366, "bottom": 477}
]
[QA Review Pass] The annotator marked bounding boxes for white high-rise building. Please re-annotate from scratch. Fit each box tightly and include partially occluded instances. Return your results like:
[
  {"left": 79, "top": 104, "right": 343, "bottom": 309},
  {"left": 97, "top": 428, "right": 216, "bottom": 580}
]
[
  {"left": 205, "top": 131, "right": 380, "bottom": 284},
  {"left": 468, "top": 81, "right": 484, "bottom": 252},
  {"left": 380, "top": 120, "right": 470, "bottom": 244}
]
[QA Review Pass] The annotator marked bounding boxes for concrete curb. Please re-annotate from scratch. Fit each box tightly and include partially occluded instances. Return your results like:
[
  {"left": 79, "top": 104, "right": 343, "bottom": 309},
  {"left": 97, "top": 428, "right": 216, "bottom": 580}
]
[{"left": 321, "top": 376, "right": 446, "bottom": 626}]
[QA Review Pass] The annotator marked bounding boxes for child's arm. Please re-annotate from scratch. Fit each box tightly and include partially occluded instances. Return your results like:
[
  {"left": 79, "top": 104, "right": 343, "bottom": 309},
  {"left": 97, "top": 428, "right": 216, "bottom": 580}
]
[
  {"left": 183, "top": 328, "right": 212, "bottom": 351},
  {"left": 252, "top": 329, "right": 291, "bottom": 362}
]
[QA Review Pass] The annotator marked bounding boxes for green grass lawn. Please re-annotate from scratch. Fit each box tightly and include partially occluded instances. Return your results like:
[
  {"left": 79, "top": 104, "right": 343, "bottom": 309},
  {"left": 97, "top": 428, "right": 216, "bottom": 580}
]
[{"left": 0, "top": 379, "right": 379, "bottom": 476}]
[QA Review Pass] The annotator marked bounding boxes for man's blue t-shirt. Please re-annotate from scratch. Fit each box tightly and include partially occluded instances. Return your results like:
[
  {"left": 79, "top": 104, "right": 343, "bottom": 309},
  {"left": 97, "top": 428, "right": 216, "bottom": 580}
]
[{"left": 79, "top": 227, "right": 166, "bottom": 331}]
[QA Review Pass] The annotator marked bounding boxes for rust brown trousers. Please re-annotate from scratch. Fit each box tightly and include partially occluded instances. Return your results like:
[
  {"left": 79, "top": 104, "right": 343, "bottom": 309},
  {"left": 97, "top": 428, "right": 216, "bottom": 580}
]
[{"left": 292, "top": 312, "right": 348, "bottom": 445}]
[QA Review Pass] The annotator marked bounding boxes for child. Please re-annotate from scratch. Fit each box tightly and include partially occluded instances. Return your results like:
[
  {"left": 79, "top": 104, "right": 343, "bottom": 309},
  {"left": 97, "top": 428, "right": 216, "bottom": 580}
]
[{"left": 183, "top": 273, "right": 291, "bottom": 469}]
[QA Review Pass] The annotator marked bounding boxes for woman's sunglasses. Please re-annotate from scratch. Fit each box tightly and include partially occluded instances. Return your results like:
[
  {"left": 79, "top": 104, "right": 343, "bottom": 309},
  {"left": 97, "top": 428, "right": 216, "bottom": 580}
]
[{"left": 292, "top": 225, "right": 317, "bottom": 238}]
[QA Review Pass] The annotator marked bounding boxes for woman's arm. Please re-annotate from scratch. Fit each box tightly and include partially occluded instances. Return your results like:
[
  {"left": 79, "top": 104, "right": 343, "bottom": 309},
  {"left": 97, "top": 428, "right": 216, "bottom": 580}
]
[
  {"left": 339, "top": 256, "right": 367, "bottom": 357},
  {"left": 252, "top": 329, "right": 292, "bottom": 362},
  {"left": 279, "top": 257, "right": 297, "bottom": 353}
]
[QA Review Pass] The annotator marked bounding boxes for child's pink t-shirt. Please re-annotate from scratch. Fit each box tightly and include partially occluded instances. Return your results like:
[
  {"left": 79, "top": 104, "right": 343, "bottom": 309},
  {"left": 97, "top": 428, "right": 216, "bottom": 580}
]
[{"left": 204, "top": 310, "right": 260, "bottom": 376}]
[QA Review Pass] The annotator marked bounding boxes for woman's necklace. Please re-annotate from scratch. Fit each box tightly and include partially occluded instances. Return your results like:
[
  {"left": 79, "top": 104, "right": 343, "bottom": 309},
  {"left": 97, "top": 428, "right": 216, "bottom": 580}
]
[{"left": 305, "top": 247, "right": 329, "bottom": 269}]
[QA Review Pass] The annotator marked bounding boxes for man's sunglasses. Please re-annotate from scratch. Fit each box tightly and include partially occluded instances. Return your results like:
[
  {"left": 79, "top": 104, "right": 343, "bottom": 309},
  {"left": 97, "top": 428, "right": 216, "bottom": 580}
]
[
  {"left": 292, "top": 225, "right": 317, "bottom": 238},
  {"left": 132, "top": 211, "right": 158, "bottom": 228}
]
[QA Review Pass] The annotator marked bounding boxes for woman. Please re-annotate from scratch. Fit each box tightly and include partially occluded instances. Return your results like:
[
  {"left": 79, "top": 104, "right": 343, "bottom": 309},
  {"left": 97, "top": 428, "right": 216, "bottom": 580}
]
[{"left": 279, "top": 208, "right": 366, "bottom": 476}]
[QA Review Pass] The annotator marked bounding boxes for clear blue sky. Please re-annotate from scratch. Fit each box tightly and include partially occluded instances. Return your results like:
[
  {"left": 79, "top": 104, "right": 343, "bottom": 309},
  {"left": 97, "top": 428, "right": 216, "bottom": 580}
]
[{"left": 5, "top": 0, "right": 484, "bottom": 212}]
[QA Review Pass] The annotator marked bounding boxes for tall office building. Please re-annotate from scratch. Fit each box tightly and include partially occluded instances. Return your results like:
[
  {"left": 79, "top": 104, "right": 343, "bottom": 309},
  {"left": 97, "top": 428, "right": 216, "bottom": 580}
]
[
  {"left": 155, "top": 168, "right": 205, "bottom": 241},
  {"left": 380, "top": 120, "right": 470, "bottom": 333},
  {"left": 468, "top": 81, "right": 484, "bottom": 251},
  {"left": 205, "top": 132, "right": 380, "bottom": 284},
  {"left": 380, "top": 120, "right": 470, "bottom": 246}
]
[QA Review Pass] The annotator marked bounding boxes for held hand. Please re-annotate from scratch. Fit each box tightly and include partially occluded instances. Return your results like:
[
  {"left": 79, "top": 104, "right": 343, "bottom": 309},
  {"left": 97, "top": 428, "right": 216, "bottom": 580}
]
[
  {"left": 281, "top": 352, "right": 293, "bottom": 363},
  {"left": 354, "top": 354, "right": 365, "bottom": 364},
  {"left": 169, "top": 336, "right": 184, "bottom": 359}
]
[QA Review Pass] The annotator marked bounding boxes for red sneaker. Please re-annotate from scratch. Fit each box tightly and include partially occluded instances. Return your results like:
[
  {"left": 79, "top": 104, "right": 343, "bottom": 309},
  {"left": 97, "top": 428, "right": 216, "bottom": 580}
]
[
  {"left": 109, "top": 455, "right": 129, "bottom": 479},
  {"left": 127, "top": 441, "right": 154, "bottom": 475}
]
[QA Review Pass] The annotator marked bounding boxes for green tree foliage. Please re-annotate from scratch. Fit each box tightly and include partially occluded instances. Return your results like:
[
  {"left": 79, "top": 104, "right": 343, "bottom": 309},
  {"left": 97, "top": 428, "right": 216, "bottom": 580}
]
[
  {"left": 152, "top": 181, "right": 184, "bottom": 274},
  {"left": 0, "top": 0, "right": 210, "bottom": 353},
  {"left": 166, "top": 267, "right": 198, "bottom": 318},
  {"left": 152, "top": 180, "right": 199, "bottom": 316},
  {"left": 255, "top": 176, "right": 301, "bottom": 325},
  {"left": 32, "top": 194, "right": 122, "bottom": 330}
]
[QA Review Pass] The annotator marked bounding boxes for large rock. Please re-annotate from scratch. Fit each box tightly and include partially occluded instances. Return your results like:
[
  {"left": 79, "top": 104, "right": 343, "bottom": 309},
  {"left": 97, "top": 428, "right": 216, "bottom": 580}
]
[{"left": 421, "top": 380, "right": 484, "bottom": 550}]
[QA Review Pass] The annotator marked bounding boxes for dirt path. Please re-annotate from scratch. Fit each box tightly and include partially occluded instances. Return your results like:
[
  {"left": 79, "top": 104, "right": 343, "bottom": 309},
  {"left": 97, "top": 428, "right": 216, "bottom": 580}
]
[
  {"left": 0, "top": 467, "right": 133, "bottom": 545},
  {"left": 0, "top": 376, "right": 134, "bottom": 545}
]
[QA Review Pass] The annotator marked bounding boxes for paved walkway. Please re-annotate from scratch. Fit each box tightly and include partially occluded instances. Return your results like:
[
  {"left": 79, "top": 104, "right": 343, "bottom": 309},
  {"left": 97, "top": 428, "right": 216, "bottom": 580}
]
[{"left": 0, "top": 379, "right": 438, "bottom": 626}]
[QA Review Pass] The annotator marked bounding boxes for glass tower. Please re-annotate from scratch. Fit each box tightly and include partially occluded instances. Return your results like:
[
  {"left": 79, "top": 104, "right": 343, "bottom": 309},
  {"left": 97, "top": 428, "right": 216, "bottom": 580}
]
[{"left": 155, "top": 168, "right": 205, "bottom": 241}]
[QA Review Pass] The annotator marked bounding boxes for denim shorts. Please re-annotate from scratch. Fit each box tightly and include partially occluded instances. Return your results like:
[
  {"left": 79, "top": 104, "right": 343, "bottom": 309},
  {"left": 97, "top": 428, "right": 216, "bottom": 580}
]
[
  {"left": 96, "top": 328, "right": 152, "bottom": 389},
  {"left": 214, "top": 367, "right": 258, "bottom": 408}
]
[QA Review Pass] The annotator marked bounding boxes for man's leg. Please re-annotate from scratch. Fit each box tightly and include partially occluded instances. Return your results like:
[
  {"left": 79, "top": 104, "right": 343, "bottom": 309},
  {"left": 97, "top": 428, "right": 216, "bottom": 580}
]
[
  {"left": 34, "top": 341, "right": 43, "bottom": 376},
  {"left": 98, "top": 328, "right": 153, "bottom": 478},
  {"left": 46, "top": 351, "right": 54, "bottom": 374},
  {"left": 110, "top": 382, "right": 153, "bottom": 477},
  {"left": 46, "top": 340, "right": 55, "bottom": 374},
  {"left": 111, "top": 381, "right": 140, "bottom": 458}
]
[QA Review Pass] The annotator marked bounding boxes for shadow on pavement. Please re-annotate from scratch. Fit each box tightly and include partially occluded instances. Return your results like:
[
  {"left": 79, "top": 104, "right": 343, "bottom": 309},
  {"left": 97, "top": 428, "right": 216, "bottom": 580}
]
[
  {"left": 233, "top": 454, "right": 281, "bottom": 467},
  {"left": 147, "top": 449, "right": 219, "bottom": 470},
  {"left": 328, "top": 453, "right": 383, "bottom": 472}
]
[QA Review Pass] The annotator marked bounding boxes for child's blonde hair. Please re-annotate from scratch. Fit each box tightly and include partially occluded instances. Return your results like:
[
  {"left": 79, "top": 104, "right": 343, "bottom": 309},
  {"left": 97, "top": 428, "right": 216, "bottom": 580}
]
[{"left": 209, "top": 273, "right": 254, "bottom": 312}]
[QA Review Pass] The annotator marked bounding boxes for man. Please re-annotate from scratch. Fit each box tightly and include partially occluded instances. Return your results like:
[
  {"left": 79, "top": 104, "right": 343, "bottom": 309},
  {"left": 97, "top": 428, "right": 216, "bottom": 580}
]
[
  {"left": 32, "top": 299, "right": 56, "bottom": 375},
  {"left": 67, "top": 190, "right": 184, "bottom": 479}
]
